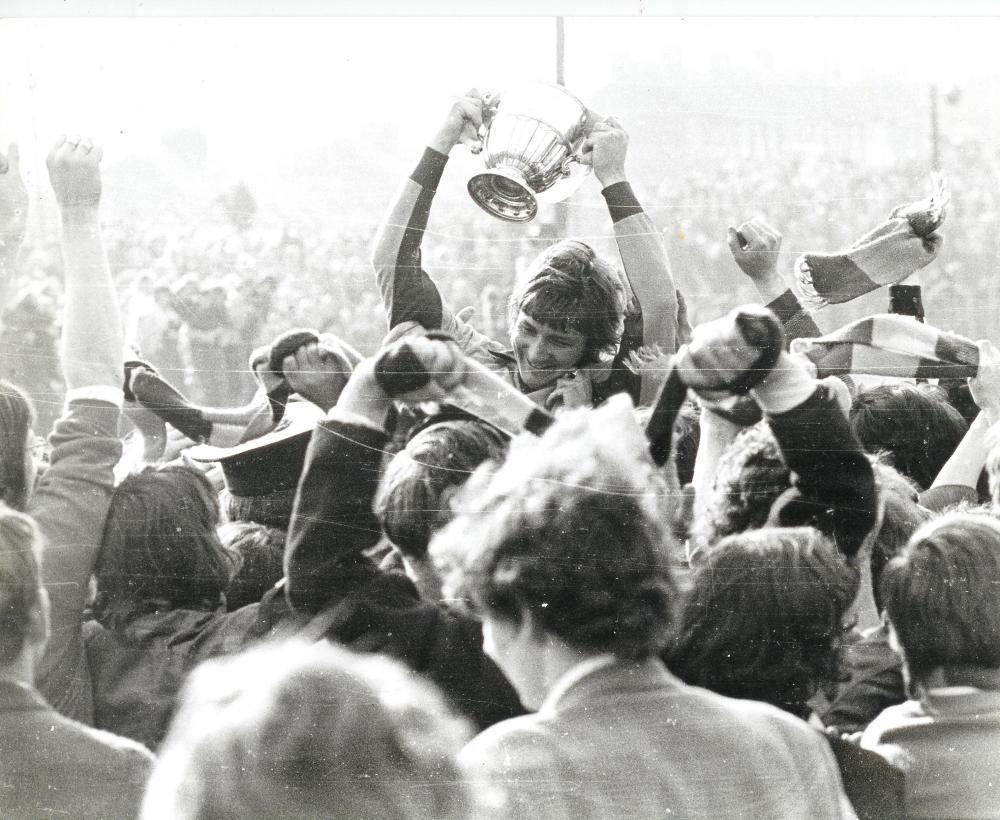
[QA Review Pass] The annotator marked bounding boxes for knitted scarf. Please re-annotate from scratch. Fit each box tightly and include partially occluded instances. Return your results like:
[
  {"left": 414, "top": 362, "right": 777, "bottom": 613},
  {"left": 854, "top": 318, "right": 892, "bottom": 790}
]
[
  {"left": 790, "top": 314, "right": 979, "bottom": 380},
  {"left": 794, "top": 173, "right": 948, "bottom": 309}
]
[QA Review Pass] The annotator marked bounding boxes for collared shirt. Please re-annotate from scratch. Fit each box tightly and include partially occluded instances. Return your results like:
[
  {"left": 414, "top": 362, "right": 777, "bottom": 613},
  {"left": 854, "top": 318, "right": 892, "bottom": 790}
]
[{"left": 539, "top": 653, "right": 617, "bottom": 715}]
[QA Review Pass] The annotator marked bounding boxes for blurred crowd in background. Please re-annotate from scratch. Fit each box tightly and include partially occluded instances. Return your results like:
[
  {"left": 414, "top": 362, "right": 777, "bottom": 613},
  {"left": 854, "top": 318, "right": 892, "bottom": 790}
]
[{"left": 7, "top": 127, "right": 999, "bottom": 431}]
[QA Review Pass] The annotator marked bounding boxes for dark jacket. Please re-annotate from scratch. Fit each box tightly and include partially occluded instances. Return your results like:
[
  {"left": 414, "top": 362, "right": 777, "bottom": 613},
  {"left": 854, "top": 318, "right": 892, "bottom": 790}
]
[
  {"left": 285, "top": 414, "right": 523, "bottom": 730},
  {"left": 84, "top": 600, "right": 283, "bottom": 750}
]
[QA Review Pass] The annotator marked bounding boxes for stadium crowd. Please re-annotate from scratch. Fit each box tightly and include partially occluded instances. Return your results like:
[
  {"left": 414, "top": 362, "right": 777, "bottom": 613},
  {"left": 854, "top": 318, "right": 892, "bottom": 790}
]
[{"left": 0, "top": 88, "right": 999, "bottom": 819}]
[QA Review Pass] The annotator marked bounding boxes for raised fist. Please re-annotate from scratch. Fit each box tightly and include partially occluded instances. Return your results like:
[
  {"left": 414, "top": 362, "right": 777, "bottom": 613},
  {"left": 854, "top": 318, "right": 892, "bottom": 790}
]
[
  {"left": 373, "top": 333, "right": 468, "bottom": 403},
  {"left": 431, "top": 89, "right": 487, "bottom": 154},
  {"left": 675, "top": 305, "right": 784, "bottom": 396},
  {"left": 580, "top": 116, "right": 629, "bottom": 188},
  {"left": 727, "top": 218, "right": 782, "bottom": 283},
  {"left": 46, "top": 134, "right": 103, "bottom": 212}
]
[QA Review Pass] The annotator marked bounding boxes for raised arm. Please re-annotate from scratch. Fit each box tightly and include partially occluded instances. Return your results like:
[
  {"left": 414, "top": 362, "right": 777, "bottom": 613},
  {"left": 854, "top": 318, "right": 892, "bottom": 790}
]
[
  {"left": 50, "top": 136, "right": 124, "bottom": 391},
  {"left": 0, "top": 143, "right": 28, "bottom": 313},
  {"left": 585, "top": 119, "right": 679, "bottom": 404},
  {"left": 371, "top": 91, "right": 494, "bottom": 354},
  {"left": 728, "top": 219, "right": 823, "bottom": 345},
  {"left": 284, "top": 336, "right": 467, "bottom": 612},
  {"left": 677, "top": 305, "right": 877, "bottom": 559},
  {"left": 921, "top": 339, "right": 1000, "bottom": 509},
  {"left": 34, "top": 136, "right": 125, "bottom": 722}
]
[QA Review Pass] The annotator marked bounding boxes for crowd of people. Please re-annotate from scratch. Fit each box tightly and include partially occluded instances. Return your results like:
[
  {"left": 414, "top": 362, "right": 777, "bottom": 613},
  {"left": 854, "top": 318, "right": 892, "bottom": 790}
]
[{"left": 1, "top": 87, "right": 999, "bottom": 820}]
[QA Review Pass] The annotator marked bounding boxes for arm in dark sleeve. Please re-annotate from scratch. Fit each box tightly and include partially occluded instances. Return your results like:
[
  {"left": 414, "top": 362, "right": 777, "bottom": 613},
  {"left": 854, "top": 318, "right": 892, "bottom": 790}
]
[
  {"left": 371, "top": 148, "right": 449, "bottom": 331},
  {"left": 766, "top": 288, "right": 823, "bottom": 346},
  {"left": 766, "top": 382, "right": 879, "bottom": 558},
  {"left": 284, "top": 417, "right": 389, "bottom": 613}
]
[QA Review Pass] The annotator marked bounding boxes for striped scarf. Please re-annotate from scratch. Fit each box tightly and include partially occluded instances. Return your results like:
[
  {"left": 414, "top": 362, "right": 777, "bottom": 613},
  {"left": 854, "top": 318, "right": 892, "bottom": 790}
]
[
  {"left": 794, "top": 173, "right": 948, "bottom": 309},
  {"left": 790, "top": 314, "right": 979, "bottom": 380}
]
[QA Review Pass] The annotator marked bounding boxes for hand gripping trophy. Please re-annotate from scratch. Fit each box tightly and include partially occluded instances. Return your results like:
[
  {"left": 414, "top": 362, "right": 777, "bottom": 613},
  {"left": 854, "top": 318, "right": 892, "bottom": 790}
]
[{"left": 466, "top": 83, "right": 595, "bottom": 223}]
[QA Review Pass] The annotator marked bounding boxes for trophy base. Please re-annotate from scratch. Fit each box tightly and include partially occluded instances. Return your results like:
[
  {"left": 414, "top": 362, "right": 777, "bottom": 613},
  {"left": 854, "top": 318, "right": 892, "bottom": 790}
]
[{"left": 468, "top": 167, "right": 538, "bottom": 223}]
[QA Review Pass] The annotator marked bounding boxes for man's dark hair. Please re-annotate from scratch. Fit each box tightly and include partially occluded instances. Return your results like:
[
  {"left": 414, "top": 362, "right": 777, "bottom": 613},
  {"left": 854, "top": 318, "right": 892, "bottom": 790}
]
[
  {"left": 850, "top": 384, "right": 967, "bottom": 490},
  {"left": 667, "top": 527, "right": 859, "bottom": 719},
  {"left": 375, "top": 419, "right": 507, "bottom": 558},
  {"left": 97, "top": 464, "right": 238, "bottom": 620},
  {"left": 882, "top": 511, "right": 1000, "bottom": 682},
  {"left": 433, "top": 404, "right": 675, "bottom": 661},
  {"left": 0, "top": 507, "right": 43, "bottom": 666},
  {"left": 218, "top": 521, "right": 285, "bottom": 611},
  {"left": 0, "top": 380, "right": 36, "bottom": 512},
  {"left": 509, "top": 239, "right": 626, "bottom": 365}
]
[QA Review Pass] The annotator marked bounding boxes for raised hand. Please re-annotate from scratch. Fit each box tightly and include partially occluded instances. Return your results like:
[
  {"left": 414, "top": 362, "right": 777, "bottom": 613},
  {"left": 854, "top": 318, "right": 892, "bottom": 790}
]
[
  {"left": 46, "top": 134, "right": 103, "bottom": 214},
  {"left": 335, "top": 334, "right": 468, "bottom": 431},
  {"left": 675, "top": 305, "right": 784, "bottom": 396},
  {"left": 282, "top": 338, "right": 355, "bottom": 412},
  {"left": 579, "top": 116, "right": 628, "bottom": 188},
  {"left": 545, "top": 370, "right": 593, "bottom": 412},
  {"left": 371, "top": 334, "right": 468, "bottom": 403},
  {"left": 430, "top": 89, "right": 486, "bottom": 155},
  {"left": 727, "top": 218, "right": 785, "bottom": 302},
  {"left": 0, "top": 143, "right": 28, "bottom": 247}
]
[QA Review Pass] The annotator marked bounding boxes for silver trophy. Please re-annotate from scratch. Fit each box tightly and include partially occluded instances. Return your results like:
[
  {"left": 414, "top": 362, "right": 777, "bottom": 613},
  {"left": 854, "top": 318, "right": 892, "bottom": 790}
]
[{"left": 468, "top": 83, "right": 593, "bottom": 223}]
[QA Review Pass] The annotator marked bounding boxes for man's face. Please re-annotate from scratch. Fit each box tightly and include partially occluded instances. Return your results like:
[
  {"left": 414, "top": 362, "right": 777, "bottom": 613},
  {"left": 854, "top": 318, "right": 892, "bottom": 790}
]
[{"left": 509, "top": 311, "right": 587, "bottom": 392}]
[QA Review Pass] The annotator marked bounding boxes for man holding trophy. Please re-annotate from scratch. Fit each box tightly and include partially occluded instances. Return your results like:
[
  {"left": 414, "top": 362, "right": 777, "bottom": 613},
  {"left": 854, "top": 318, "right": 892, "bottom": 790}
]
[{"left": 371, "top": 88, "right": 680, "bottom": 410}]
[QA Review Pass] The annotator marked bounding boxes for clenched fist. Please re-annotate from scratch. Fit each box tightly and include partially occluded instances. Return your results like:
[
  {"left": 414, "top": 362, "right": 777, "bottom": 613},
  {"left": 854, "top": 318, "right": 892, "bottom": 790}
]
[{"left": 47, "top": 134, "right": 103, "bottom": 213}]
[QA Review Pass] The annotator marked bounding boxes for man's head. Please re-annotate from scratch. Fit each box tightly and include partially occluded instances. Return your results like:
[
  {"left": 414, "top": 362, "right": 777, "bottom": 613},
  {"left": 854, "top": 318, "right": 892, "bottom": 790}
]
[
  {"left": 0, "top": 505, "right": 47, "bottom": 676},
  {"left": 850, "top": 383, "right": 967, "bottom": 490},
  {"left": 375, "top": 419, "right": 508, "bottom": 560},
  {"left": 432, "top": 397, "right": 675, "bottom": 708},
  {"left": 97, "top": 464, "right": 237, "bottom": 619},
  {"left": 508, "top": 239, "right": 625, "bottom": 391},
  {"left": 668, "top": 527, "right": 859, "bottom": 719},
  {"left": 882, "top": 511, "right": 1000, "bottom": 692},
  {"left": 0, "top": 379, "right": 37, "bottom": 513}
]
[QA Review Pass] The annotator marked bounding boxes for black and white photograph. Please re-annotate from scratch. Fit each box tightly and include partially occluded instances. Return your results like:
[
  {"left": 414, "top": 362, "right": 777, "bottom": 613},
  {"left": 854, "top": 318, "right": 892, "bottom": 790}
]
[{"left": 1, "top": 2, "right": 999, "bottom": 818}]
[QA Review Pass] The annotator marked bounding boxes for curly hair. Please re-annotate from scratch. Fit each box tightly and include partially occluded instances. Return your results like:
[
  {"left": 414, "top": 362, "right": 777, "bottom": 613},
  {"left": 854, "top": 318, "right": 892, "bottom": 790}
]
[
  {"left": 666, "top": 527, "right": 859, "bottom": 719},
  {"left": 509, "top": 239, "right": 626, "bottom": 365},
  {"left": 432, "top": 403, "right": 676, "bottom": 660},
  {"left": 691, "top": 423, "right": 789, "bottom": 552}
]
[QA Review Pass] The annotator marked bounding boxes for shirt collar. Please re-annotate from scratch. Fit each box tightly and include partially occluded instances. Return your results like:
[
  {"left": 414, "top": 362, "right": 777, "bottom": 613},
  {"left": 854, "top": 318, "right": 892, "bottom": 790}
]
[{"left": 539, "top": 653, "right": 618, "bottom": 714}]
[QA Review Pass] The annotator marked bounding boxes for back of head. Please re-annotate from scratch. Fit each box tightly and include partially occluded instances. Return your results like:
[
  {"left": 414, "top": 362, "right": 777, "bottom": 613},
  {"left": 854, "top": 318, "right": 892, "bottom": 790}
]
[
  {"left": 141, "top": 640, "right": 474, "bottom": 820},
  {"left": 692, "top": 423, "right": 790, "bottom": 550},
  {"left": 510, "top": 239, "right": 626, "bottom": 365},
  {"left": 375, "top": 419, "right": 507, "bottom": 559},
  {"left": 867, "top": 459, "right": 932, "bottom": 611},
  {"left": 98, "top": 464, "right": 237, "bottom": 618},
  {"left": 850, "top": 383, "right": 967, "bottom": 490},
  {"left": 217, "top": 521, "right": 285, "bottom": 610},
  {"left": 432, "top": 397, "right": 675, "bottom": 660},
  {"left": 668, "top": 527, "right": 859, "bottom": 718},
  {"left": 882, "top": 511, "right": 1000, "bottom": 682},
  {"left": 0, "top": 380, "right": 35, "bottom": 512},
  {"left": 0, "top": 505, "right": 43, "bottom": 668}
]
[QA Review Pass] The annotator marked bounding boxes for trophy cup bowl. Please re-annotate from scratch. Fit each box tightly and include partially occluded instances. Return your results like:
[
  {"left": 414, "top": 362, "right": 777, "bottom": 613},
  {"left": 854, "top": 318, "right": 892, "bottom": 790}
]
[{"left": 468, "top": 83, "right": 592, "bottom": 223}]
